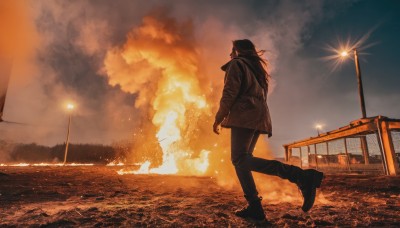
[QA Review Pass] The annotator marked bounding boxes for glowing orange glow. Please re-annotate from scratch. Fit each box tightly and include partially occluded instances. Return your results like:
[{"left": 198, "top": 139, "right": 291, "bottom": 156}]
[
  {"left": 105, "top": 14, "right": 212, "bottom": 176},
  {"left": 340, "top": 51, "right": 348, "bottom": 57},
  {"left": 106, "top": 161, "right": 125, "bottom": 166},
  {"left": 11, "top": 163, "right": 29, "bottom": 167},
  {"left": 67, "top": 104, "right": 74, "bottom": 110},
  {"left": 0, "top": 1, "right": 38, "bottom": 59},
  {"left": 0, "top": 163, "right": 94, "bottom": 167}
]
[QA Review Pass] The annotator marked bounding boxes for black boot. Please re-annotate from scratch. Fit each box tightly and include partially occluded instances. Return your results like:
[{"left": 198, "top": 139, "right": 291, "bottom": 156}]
[
  {"left": 235, "top": 197, "right": 267, "bottom": 222},
  {"left": 297, "top": 169, "right": 324, "bottom": 212}
]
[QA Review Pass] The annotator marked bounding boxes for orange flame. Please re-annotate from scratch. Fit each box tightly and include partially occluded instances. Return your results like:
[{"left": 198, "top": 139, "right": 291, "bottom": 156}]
[
  {"left": 0, "top": 163, "right": 94, "bottom": 167},
  {"left": 105, "top": 13, "right": 211, "bottom": 175}
]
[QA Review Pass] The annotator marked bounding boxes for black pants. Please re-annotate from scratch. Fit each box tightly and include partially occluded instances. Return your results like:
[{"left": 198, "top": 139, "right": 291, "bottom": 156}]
[{"left": 231, "top": 127, "right": 303, "bottom": 202}]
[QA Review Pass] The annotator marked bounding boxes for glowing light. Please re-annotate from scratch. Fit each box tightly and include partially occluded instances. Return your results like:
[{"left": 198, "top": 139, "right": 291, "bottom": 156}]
[
  {"left": 106, "top": 161, "right": 125, "bottom": 166},
  {"left": 0, "top": 163, "right": 93, "bottom": 167},
  {"left": 105, "top": 14, "right": 212, "bottom": 176},
  {"left": 315, "top": 124, "right": 322, "bottom": 130},
  {"left": 11, "top": 163, "right": 29, "bottom": 167},
  {"left": 193, "top": 150, "right": 210, "bottom": 174},
  {"left": 133, "top": 161, "right": 151, "bottom": 174},
  {"left": 66, "top": 103, "right": 74, "bottom": 110},
  {"left": 322, "top": 29, "right": 377, "bottom": 72}
]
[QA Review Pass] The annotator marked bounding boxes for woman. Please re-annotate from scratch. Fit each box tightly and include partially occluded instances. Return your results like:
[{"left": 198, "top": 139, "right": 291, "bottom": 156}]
[{"left": 213, "top": 39, "right": 323, "bottom": 223}]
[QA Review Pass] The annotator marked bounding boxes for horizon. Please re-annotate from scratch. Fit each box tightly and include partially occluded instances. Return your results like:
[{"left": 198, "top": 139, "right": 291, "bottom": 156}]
[{"left": 1, "top": 0, "right": 400, "bottom": 160}]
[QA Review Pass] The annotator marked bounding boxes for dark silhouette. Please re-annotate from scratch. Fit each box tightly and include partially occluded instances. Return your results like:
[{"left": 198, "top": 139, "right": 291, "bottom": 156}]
[
  {"left": 213, "top": 39, "right": 323, "bottom": 223},
  {"left": 0, "top": 140, "right": 120, "bottom": 164}
]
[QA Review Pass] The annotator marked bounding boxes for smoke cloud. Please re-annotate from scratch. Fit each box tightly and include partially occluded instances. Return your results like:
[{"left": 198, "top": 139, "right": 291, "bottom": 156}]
[{"left": 1, "top": 0, "right": 340, "bottom": 201}]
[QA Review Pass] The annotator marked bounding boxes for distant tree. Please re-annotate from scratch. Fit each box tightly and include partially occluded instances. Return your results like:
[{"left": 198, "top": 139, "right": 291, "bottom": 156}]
[
  {"left": 10, "top": 143, "right": 51, "bottom": 162},
  {"left": 0, "top": 141, "right": 119, "bottom": 164},
  {"left": 51, "top": 143, "right": 117, "bottom": 164},
  {"left": 0, "top": 139, "right": 15, "bottom": 162}
]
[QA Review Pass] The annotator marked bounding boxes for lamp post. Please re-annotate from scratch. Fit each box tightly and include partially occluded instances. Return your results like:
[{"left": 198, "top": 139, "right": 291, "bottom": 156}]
[
  {"left": 353, "top": 49, "right": 367, "bottom": 118},
  {"left": 63, "top": 103, "right": 74, "bottom": 165},
  {"left": 340, "top": 48, "right": 368, "bottom": 118},
  {"left": 341, "top": 48, "right": 370, "bottom": 164}
]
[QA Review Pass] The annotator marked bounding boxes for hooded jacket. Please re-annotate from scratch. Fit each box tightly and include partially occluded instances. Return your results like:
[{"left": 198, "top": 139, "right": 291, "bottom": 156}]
[{"left": 215, "top": 57, "right": 272, "bottom": 137}]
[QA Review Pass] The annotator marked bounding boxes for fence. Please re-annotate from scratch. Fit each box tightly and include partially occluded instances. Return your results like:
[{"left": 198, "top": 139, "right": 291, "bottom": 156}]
[{"left": 283, "top": 116, "right": 400, "bottom": 175}]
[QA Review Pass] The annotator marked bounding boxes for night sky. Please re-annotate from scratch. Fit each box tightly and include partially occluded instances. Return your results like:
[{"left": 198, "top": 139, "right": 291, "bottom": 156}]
[{"left": 1, "top": 0, "right": 400, "bottom": 158}]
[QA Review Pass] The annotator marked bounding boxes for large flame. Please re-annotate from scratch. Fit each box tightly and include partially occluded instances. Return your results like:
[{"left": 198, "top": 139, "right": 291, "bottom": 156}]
[
  {"left": 105, "top": 13, "right": 211, "bottom": 175},
  {"left": 0, "top": 163, "right": 94, "bottom": 167}
]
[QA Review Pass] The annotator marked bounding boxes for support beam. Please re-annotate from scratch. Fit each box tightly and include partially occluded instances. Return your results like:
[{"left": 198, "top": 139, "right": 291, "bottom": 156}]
[
  {"left": 360, "top": 136, "right": 370, "bottom": 164},
  {"left": 326, "top": 142, "right": 330, "bottom": 166},
  {"left": 314, "top": 144, "right": 318, "bottom": 170},
  {"left": 344, "top": 138, "right": 351, "bottom": 172},
  {"left": 284, "top": 146, "right": 289, "bottom": 162},
  {"left": 375, "top": 132, "right": 388, "bottom": 175},
  {"left": 300, "top": 147, "right": 303, "bottom": 168},
  {"left": 379, "top": 120, "right": 400, "bottom": 175}
]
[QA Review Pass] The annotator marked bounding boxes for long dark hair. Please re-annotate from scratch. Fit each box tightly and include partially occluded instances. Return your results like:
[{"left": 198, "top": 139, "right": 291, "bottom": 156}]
[{"left": 232, "top": 39, "right": 270, "bottom": 88}]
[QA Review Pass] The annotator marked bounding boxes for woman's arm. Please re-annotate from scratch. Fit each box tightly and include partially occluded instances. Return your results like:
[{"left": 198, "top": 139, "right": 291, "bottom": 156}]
[{"left": 215, "top": 60, "right": 243, "bottom": 125}]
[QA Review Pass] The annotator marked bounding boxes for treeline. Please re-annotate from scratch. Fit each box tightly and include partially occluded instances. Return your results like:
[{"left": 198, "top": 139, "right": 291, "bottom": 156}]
[{"left": 0, "top": 140, "right": 129, "bottom": 164}]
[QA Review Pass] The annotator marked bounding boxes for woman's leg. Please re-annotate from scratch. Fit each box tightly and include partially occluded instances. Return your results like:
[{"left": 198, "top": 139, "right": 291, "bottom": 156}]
[
  {"left": 231, "top": 127, "right": 323, "bottom": 212},
  {"left": 231, "top": 127, "right": 302, "bottom": 185},
  {"left": 231, "top": 127, "right": 260, "bottom": 202}
]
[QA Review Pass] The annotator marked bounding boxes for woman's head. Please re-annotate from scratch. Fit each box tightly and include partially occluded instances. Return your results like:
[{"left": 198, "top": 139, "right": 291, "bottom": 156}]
[
  {"left": 232, "top": 39, "right": 258, "bottom": 57},
  {"left": 231, "top": 39, "right": 269, "bottom": 80}
]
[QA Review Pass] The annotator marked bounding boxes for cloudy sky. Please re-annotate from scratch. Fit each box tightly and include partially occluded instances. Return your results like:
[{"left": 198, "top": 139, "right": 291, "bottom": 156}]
[{"left": 1, "top": 0, "right": 400, "bottom": 158}]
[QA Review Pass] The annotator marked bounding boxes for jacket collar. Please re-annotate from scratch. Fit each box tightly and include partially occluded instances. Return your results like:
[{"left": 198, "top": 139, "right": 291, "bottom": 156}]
[
  {"left": 220, "top": 57, "right": 243, "bottom": 72},
  {"left": 220, "top": 61, "right": 231, "bottom": 72}
]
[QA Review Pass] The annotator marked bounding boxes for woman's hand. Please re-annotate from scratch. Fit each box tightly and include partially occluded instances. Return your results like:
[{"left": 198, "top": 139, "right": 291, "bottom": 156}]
[{"left": 213, "top": 121, "right": 221, "bottom": 135}]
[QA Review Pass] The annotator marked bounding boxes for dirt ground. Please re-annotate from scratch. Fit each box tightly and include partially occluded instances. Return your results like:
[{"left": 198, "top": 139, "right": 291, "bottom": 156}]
[{"left": 0, "top": 166, "right": 399, "bottom": 227}]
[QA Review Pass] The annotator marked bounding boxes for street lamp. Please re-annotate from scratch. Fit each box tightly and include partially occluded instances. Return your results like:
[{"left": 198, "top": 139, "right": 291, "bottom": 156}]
[
  {"left": 63, "top": 103, "right": 74, "bottom": 165},
  {"left": 340, "top": 48, "right": 367, "bottom": 118}
]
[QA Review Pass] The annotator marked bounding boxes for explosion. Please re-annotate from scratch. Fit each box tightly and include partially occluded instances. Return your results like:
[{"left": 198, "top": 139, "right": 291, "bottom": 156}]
[{"left": 105, "top": 13, "right": 212, "bottom": 175}]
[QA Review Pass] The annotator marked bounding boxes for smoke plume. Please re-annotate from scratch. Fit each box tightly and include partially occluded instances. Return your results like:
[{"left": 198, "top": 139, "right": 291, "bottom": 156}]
[{"left": 1, "top": 0, "right": 331, "bottom": 202}]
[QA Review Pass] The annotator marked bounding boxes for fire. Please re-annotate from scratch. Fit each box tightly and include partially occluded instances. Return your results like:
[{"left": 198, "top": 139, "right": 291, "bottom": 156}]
[
  {"left": 0, "top": 163, "right": 94, "bottom": 167},
  {"left": 106, "top": 161, "right": 125, "bottom": 166},
  {"left": 105, "top": 13, "right": 211, "bottom": 175},
  {"left": 10, "top": 163, "right": 29, "bottom": 167}
]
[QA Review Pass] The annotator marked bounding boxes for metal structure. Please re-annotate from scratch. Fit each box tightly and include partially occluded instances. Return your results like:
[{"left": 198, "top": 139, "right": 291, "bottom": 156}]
[{"left": 283, "top": 116, "right": 400, "bottom": 176}]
